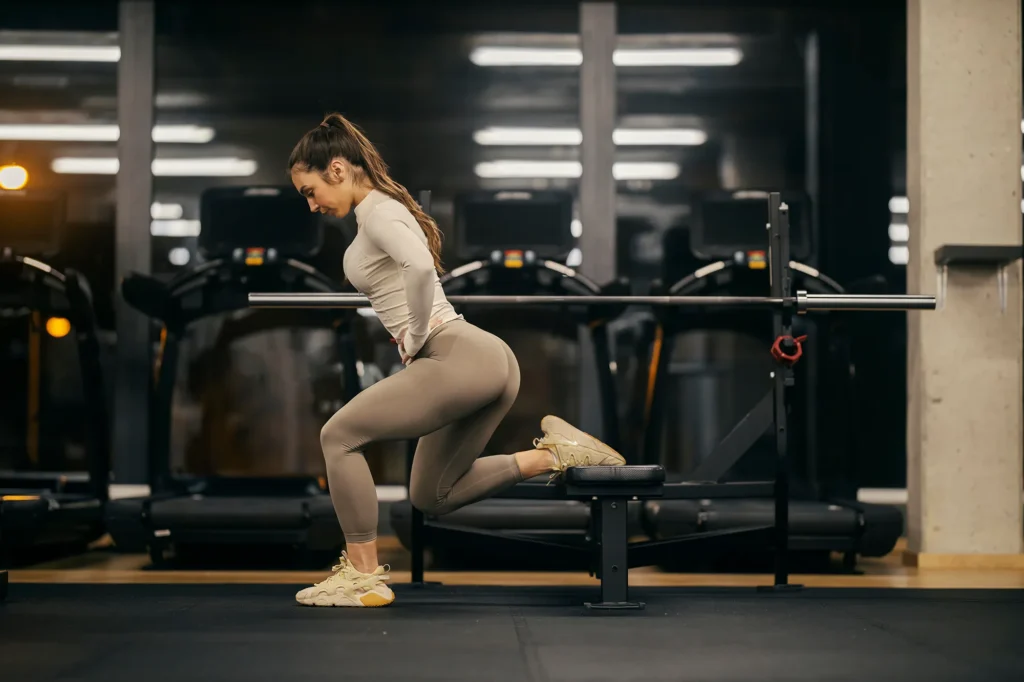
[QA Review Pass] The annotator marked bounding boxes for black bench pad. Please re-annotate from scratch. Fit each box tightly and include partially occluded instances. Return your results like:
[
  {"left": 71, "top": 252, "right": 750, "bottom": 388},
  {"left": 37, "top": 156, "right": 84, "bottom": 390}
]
[{"left": 564, "top": 465, "right": 665, "bottom": 486}]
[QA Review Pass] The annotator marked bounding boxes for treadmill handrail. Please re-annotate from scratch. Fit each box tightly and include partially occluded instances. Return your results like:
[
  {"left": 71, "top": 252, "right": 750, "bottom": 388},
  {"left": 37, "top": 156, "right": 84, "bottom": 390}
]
[
  {"left": 9, "top": 254, "right": 68, "bottom": 284},
  {"left": 0, "top": 253, "right": 72, "bottom": 312},
  {"left": 126, "top": 258, "right": 343, "bottom": 331},
  {"left": 441, "top": 259, "right": 604, "bottom": 296},
  {"left": 0, "top": 254, "right": 110, "bottom": 502},
  {"left": 667, "top": 259, "right": 845, "bottom": 297}
]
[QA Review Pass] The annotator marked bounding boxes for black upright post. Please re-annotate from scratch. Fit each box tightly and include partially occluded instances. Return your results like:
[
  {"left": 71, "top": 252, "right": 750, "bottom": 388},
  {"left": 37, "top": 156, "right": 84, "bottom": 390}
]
[
  {"left": 408, "top": 189, "right": 430, "bottom": 586},
  {"left": 761, "top": 192, "right": 802, "bottom": 593},
  {"left": 1, "top": 499, "right": 7, "bottom": 603},
  {"left": 406, "top": 439, "right": 426, "bottom": 585}
]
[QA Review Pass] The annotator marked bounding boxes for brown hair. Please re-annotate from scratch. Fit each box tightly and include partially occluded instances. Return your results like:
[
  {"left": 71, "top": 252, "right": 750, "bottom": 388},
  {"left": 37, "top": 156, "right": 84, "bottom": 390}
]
[{"left": 288, "top": 112, "right": 444, "bottom": 272}]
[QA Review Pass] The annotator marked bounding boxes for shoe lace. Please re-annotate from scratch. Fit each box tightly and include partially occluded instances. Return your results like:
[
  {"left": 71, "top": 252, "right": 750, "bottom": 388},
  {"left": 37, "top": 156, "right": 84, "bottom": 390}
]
[
  {"left": 320, "top": 554, "right": 392, "bottom": 596},
  {"left": 533, "top": 437, "right": 594, "bottom": 484}
]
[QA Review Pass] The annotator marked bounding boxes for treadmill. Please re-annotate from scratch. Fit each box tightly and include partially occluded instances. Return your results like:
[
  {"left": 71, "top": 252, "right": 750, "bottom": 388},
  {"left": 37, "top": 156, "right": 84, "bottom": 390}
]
[
  {"left": 0, "top": 189, "right": 109, "bottom": 561},
  {"left": 639, "top": 192, "right": 902, "bottom": 570},
  {"left": 389, "top": 190, "right": 633, "bottom": 570},
  {"left": 104, "top": 186, "right": 361, "bottom": 567}
]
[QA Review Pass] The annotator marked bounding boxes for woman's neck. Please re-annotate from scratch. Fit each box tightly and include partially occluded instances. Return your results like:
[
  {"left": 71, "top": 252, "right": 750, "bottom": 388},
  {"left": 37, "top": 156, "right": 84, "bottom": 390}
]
[{"left": 351, "top": 183, "right": 375, "bottom": 207}]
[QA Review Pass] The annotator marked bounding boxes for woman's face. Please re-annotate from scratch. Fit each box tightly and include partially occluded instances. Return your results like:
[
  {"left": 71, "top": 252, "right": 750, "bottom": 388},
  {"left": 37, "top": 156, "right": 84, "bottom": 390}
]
[{"left": 291, "top": 159, "right": 354, "bottom": 218}]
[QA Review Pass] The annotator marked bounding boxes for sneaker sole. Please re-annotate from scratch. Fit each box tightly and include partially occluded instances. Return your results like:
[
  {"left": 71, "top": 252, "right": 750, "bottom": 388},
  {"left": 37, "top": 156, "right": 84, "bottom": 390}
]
[{"left": 296, "top": 592, "right": 395, "bottom": 607}]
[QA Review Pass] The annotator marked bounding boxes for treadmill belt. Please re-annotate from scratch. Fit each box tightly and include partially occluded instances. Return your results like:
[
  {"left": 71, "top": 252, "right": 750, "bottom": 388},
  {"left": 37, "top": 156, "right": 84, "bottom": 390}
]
[
  {"left": 646, "top": 498, "right": 861, "bottom": 535},
  {"left": 2, "top": 584, "right": 1023, "bottom": 682},
  {"left": 644, "top": 498, "right": 903, "bottom": 558},
  {"left": 150, "top": 495, "right": 337, "bottom": 529}
]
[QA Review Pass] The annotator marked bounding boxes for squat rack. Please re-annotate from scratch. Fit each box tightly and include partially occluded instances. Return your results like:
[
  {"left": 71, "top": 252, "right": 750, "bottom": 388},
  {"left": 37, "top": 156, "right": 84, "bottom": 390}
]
[{"left": 249, "top": 192, "right": 935, "bottom": 603}]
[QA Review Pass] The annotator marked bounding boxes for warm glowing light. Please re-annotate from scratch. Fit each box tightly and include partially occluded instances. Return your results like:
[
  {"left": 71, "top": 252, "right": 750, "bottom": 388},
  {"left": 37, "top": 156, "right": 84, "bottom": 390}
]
[
  {"left": 45, "top": 317, "right": 71, "bottom": 338},
  {"left": 0, "top": 163, "right": 29, "bottom": 190}
]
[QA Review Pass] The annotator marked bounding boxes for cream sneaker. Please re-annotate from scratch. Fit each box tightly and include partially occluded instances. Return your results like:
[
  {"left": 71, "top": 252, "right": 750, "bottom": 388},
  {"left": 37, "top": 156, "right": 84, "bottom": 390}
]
[
  {"left": 295, "top": 552, "right": 394, "bottom": 607},
  {"left": 533, "top": 415, "right": 626, "bottom": 481}
]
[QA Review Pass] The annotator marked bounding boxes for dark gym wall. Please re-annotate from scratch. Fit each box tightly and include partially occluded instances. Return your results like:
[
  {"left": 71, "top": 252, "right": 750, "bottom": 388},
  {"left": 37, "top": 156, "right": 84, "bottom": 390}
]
[{"left": 813, "top": 6, "right": 907, "bottom": 489}]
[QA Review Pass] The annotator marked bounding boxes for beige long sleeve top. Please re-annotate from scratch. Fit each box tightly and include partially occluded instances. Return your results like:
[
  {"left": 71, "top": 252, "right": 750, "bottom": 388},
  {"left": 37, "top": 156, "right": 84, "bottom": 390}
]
[{"left": 346, "top": 189, "right": 461, "bottom": 358}]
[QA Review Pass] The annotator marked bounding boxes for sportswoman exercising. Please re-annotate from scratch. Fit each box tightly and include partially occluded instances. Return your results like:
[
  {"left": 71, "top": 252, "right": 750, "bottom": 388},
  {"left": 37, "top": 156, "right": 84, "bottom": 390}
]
[{"left": 288, "top": 113, "right": 625, "bottom": 607}]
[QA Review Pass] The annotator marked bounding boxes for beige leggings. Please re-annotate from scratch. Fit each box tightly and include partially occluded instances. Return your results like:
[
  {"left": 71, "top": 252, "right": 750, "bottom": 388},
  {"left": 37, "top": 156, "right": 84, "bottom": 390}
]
[{"left": 319, "top": 319, "right": 524, "bottom": 543}]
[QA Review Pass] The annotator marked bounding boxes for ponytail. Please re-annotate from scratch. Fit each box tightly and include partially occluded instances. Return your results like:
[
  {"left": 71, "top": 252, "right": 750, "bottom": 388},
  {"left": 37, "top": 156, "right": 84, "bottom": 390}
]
[{"left": 289, "top": 113, "right": 445, "bottom": 273}]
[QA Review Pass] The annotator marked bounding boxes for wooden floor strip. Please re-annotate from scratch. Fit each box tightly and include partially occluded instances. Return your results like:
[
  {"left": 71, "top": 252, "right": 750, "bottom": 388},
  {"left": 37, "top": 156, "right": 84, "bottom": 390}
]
[{"left": 8, "top": 538, "right": 1024, "bottom": 590}]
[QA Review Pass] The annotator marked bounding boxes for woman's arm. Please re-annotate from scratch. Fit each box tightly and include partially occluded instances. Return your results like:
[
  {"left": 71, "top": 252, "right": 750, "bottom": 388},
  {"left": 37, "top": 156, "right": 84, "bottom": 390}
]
[{"left": 363, "top": 212, "right": 435, "bottom": 359}]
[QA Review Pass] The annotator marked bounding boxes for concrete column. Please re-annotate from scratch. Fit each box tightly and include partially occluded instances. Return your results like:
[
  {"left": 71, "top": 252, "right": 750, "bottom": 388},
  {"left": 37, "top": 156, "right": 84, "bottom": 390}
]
[
  {"left": 113, "top": 0, "right": 155, "bottom": 484},
  {"left": 906, "top": 0, "right": 1023, "bottom": 564},
  {"left": 577, "top": 2, "right": 617, "bottom": 440},
  {"left": 579, "top": 1, "right": 617, "bottom": 283}
]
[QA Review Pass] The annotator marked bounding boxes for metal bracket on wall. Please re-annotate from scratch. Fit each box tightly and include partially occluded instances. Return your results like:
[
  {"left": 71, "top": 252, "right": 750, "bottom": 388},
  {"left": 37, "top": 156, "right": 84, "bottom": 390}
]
[{"left": 933, "top": 245, "right": 1023, "bottom": 314}]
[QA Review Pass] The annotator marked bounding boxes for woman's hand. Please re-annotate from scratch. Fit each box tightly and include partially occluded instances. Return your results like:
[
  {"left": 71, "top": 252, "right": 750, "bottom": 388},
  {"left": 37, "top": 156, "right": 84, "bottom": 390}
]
[
  {"left": 392, "top": 330, "right": 412, "bottom": 366},
  {"left": 392, "top": 317, "right": 445, "bottom": 366}
]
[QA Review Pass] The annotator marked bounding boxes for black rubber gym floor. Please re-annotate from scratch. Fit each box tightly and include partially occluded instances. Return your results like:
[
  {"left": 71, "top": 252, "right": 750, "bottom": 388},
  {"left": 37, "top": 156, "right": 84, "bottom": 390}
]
[{"left": 2, "top": 584, "right": 1023, "bottom": 682}]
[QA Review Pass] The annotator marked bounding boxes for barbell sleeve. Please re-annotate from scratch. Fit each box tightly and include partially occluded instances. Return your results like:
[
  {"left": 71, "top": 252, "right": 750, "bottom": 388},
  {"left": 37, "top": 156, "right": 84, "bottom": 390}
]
[{"left": 796, "top": 292, "right": 936, "bottom": 312}]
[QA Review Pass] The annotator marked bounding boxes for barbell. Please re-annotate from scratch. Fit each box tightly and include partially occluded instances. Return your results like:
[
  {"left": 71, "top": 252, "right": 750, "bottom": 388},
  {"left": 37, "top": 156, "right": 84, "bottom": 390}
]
[{"left": 247, "top": 291, "right": 936, "bottom": 312}]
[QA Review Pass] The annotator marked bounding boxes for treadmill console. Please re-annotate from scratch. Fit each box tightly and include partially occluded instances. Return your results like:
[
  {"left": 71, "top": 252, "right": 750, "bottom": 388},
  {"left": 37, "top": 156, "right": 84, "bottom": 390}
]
[
  {"left": 454, "top": 190, "right": 574, "bottom": 262},
  {"left": 0, "top": 189, "right": 64, "bottom": 258},
  {"left": 691, "top": 191, "right": 811, "bottom": 264},
  {"left": 198, "top": 186, "right": 323, "bottom": 264}
]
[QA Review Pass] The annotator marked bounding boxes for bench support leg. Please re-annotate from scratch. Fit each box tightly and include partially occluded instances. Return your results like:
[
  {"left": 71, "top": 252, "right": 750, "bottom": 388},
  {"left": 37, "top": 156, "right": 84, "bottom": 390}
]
[{"left": 586, "top": 497, "right": 644, "bottom": 611}]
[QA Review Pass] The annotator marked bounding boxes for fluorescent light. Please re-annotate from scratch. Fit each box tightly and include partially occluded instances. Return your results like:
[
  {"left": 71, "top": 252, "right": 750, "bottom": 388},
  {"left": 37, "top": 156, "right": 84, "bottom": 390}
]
[
  {"left": 167, "top": 247, "right": 191, "bottom": 266},
  {"left": 470, "top": 46, "right": 742, "bottom": 67},
  {"left": 613, "top": 47, "right": 742, "bottom": 67},
  {"left": 0, "top": 124, "right": 214, "bottom": 143},
  {"left": 475, "top": 160, "right": 582, "bottom": 178},
  {"left": 52, "top": 157, "right": 258, "bottom": 176},
  {"left": 613, "top": 162, "right": 680, "bottom": 180},
  {"left": 889, "top": 196, "right": 909, "bottom": 213},
  {"left": 888, "top": 223, "right": 909, "bottom": 242},
  {"left": 474, "top": 126, "right": 705, "bottom": 146},
  {"left": 888, "top": 245, "right": 909, "bottom": 264},
  {"left": 570, "top": 219, "right": 583, "bottom": 237},
  {"left": 154, "top": 158, "right": 257, "bottom": 176},
  {"left": 51, "top": 157, "right": 119, "bottom": 174},
  {"left": 612, "top": 128, "right": 706, "bottom": 145},
  {"left": 470, "top": 47, "right": 582, "bottom": 66},
  {"left": 151, "top": 202, "right": 183, "bottom": 220},
  {"left": 566, "top": 248, "right": 583, "bottom": 267},
  {"left": 0, "top": 44, "right": 120, "bottom": 62},
  {"left": 152, "top": 125, "right": 215, "bottom": 144},
  {"left": 151, "top": 220, "right": 201, "bottom": 237},
  {"left": 474, "top": 127, "right": 583, "bottom": 146},
  {"left": 474, "top": 160, "right": 680, "bottom": 180},
  {"left": 0, "top": 124, "right": 118, "bottom": 141}
]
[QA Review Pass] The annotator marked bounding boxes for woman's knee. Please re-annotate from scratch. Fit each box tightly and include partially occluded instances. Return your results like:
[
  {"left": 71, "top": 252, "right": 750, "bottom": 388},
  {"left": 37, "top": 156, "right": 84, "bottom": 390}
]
[
  {"left": 320, "top": 409, "right": 362, "bottom": 459},
  {"left": 408, "top": 479, "right": 454, "bottom": 516}
]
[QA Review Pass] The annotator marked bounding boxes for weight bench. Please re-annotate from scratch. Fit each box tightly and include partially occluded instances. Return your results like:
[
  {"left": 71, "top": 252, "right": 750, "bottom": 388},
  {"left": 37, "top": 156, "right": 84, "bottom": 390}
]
[
  {"left": 404, "top": 463, "right": 777, "bottom": 609},
  {"left": 562, "top": 465, "right": 666, "bottom": 610}
]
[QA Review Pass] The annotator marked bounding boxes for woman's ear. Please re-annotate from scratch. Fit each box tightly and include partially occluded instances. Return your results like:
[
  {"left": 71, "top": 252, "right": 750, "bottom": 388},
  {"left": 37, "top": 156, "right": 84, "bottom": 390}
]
[{"left": 328, "top": 158, "right": 346, "bottom": 183}]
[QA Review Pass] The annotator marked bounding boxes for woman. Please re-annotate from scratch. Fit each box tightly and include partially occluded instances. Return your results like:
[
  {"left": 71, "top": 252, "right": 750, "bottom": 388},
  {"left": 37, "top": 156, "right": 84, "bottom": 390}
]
[{"left": 288, "top": 113, "right": 625, "bottom": 607}]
